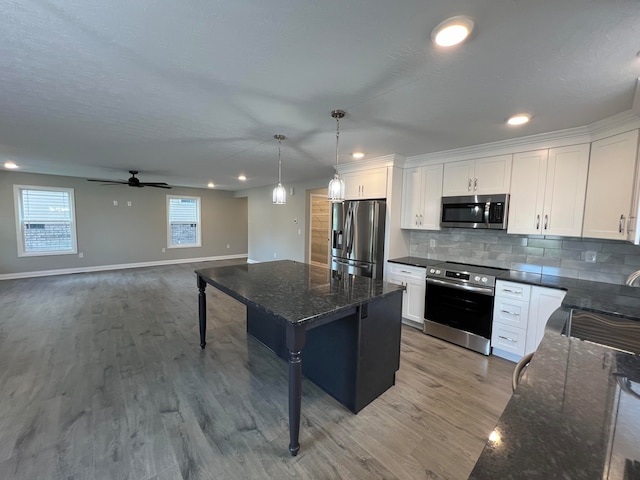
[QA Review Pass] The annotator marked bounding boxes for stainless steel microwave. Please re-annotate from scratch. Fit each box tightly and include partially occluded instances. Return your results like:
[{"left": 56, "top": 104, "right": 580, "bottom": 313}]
[{"left": 440, "top": 194, "right": 509, "bottom": 229}]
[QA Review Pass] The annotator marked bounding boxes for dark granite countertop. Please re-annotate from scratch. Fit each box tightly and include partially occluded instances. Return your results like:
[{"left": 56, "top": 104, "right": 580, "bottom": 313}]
[
  {"left": 388, "top": 256, "right": 443, "bottom": 268},
  {"left": 196, "top": 260, "right": 403, "bottom": 326},
  {"left": 388, "top": 257, "right": 640, "bottom": 321},
  {"left": 469, "top": 330, "right": 640, "bottom": 480}
]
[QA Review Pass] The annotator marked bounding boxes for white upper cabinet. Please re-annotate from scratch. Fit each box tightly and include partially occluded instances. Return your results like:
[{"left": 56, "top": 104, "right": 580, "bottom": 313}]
[
  {"left": 401, "top": 164, "right": 443, "bottom": 230},
  {"left": 583, "top": 130, "right": 640, "bottom": 240},
  {"left": 508, "top": 144, "right": 590, "bottom": 236},
  {"left": 442, "top": 154, "right": 512, "bottom": 196},
  {"left": 343, "top": 167, "right": 387, "bottom": 200}
]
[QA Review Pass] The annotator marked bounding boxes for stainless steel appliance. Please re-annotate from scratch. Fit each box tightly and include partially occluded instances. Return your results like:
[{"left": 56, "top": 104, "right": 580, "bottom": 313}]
[
  {"left": 441, "top": 194, "right": 509, "bottom": 229},
  {"left": 424, "top": 262, "right": 507, "bottom": 355},
  {"left": 331, "top": 200, "right": 386, "bottom": 279}
]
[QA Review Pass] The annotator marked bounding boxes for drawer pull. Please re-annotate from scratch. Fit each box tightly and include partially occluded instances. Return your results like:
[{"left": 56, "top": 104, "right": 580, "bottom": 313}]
[
  {"left": 401, "top": 270, "right": 411, "bottom": 274},
  {"left": 500, "top": 310, "right": 519, "bottom": 316},
  {"left": 502, "top": 288, "right": 521, "bottom": 294},
  {"left": 498, "top": 335, "right": 517, "bottom": 343}
]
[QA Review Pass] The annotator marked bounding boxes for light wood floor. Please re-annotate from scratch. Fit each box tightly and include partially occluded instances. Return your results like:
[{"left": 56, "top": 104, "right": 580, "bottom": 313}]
[{"left": 0, "top": 260, "right": 514, "bottom": 480}]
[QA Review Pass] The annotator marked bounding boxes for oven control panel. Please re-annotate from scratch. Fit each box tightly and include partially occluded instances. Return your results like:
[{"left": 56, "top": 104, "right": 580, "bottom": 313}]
[{"left": 427, "top": 264, "right": 500, "bottom": 287}]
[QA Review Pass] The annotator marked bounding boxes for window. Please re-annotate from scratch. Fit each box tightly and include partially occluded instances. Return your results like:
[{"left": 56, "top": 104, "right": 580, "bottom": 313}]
[
  {"left": 167, "top": 195, "right": 201, "bottom": 248},
  {"left": 13, "top": 185, "right": 78, "bottom": 256}
]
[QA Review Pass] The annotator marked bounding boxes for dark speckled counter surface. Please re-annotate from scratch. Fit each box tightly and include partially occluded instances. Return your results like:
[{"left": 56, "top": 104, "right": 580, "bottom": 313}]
[
  {"left": 469, "top": 329, "right": 640, "bottom": 480},
  {"left": 196, "top": 260, "right": 404, "bottom": 326}
]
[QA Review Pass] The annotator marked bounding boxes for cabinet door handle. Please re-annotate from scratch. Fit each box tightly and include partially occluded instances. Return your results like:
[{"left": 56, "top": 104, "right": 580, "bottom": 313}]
[
  {"left": 619, "top": 214, "right": 625, "bottom": 234},
  {"left": 474, "top": 177, "right": 478, "bottom": 191},
  {"left": 415, "top": 214, "right": 419, "bottom": 226},
  {"left": 498, "top": 335, "right": 517, "bottom": 343},
  {"left": 361, "top": 185, "right": 364, "bottom": 196},
  {"left": 535, "top": 214, "right": 540, "bottom": 230},
  {"left": 468, "top": 178, "right": 472, "bottom": 191},
  {"left": 501, "top": 309, "right": 519, "bottom": 316},
  {"left": 419, "top": 214, "right": 423, "bottom": 226},
  {"left": 544, "top": 214, "right": 549, "bottom": 230}
]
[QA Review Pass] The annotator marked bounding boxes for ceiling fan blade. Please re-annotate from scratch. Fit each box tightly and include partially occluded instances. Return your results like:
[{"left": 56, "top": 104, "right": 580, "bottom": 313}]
[
  {"left": 139, "top": 182, "right": 169, "bottom": 186},
  {"left": 87, "top": 179, "right": 129, "bottom": 184},
  {"left": 146, "top": 184, "right": 172, "bottom": 189}
]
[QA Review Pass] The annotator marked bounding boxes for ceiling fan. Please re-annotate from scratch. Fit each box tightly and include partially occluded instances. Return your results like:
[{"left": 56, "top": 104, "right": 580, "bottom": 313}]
[{"left": 87, "top": 170, "right": 172, "bottom": 189}]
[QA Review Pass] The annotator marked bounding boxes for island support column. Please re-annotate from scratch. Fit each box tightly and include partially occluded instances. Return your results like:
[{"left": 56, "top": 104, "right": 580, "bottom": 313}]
[
  {"left": 197, "top": 275, "right": 207, "bottom": 348},
  {"left": 286, "top": 324, "right": 306, "bottom": 456}
]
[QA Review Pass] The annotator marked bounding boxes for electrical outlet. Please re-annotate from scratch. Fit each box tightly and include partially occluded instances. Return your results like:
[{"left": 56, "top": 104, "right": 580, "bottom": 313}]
[
  {"left": 298, "top": 228, "right": 301, "bottom": 235},
  {"left": 585, "top": 251, "right": 597, "bottom": 263},
  {"left": 226, "top": 244, "right": 230, "bottom": 249},
  {"left": 273, "top": 252, "right": 277, "bottom": 258},
  {"left": 78, "top": 252, "right": 84, "bottom": 258},
  {"left": 162, "top": 248, "right": 166, "bottom": 253},
  {"left": 430, "top": 239, "right": 436, "bottom": 248}
]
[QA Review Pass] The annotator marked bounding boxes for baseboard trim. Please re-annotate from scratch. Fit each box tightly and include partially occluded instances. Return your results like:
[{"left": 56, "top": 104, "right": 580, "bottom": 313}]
[
  {"left": 247, "top": 258, "right": 261, "bottom": 264},
  {"left": 0, "top": 253, "right": 249, "bottom": 280}
]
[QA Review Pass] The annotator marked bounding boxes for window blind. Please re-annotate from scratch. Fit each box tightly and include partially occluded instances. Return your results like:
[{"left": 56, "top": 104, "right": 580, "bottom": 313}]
[
  {"left": 168, "top": 198, "right": 198, "bottom": 222},
  {"left": 21, "top": 189, "right": 72, "bottom": 222}
]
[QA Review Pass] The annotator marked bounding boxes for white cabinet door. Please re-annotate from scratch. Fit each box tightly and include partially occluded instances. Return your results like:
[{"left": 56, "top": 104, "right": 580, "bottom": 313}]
[
  {"left": 421, "top": 164, "right": 443, "bottom": 230},
  {"left": 443, "top": 160, "right": 475, "bottom": 196},
  {"left": 526, "top": 286, "right": 566, "bottom": 354},
  {"left": 401, "top": 167, "right": 424, "bottom": 228},
  {"left": 401, "top": 164, "right": 443, "bottom": 230},
  {"left": 404, "top": 276, "right": 426, "bottom": 325},
  {"left": 342, "top": 172, "right": 362, "bottom": 199},
  {"left": 474, "top": 155, "right": 512, "bottom": 195},
  {"left": 583, "top": 130, "right": 639, "bottom": 240},
  {"left": 543, "top": 144, "right": 590, "bottom": 237},
  {"left": 508, "top": 150, "right": 548, "bottom": 235},
  {"left": 360, "top": 168, "right": 387, "bottom": 199}
]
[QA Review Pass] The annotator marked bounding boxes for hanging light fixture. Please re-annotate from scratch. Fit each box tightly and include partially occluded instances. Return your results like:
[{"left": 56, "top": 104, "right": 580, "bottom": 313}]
[
  {"left": 328, "top": 109, "right": 346, "bottom": 203},
  {"left": 272, "top": 134, "right": 287, "bottom": 204}
]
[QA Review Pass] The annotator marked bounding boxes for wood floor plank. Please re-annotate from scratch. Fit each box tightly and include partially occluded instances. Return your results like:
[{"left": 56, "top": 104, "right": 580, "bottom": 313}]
[{"left": 0, "top": 260, "right": 514, "bottom": 480}]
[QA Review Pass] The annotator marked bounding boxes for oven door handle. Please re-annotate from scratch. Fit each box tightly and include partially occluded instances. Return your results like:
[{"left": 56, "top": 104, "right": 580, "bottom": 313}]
[{"left": 427, "top": 277, "right": 494, "bottom": 296}]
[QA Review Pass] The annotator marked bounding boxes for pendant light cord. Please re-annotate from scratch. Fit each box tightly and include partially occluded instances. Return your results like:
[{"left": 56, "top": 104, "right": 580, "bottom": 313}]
[
  {"left": 278, "top": 138, "right": 282, "bottom": 183},
  {"left": 335, "top": 115, "right": 340, "bottom": 172}
]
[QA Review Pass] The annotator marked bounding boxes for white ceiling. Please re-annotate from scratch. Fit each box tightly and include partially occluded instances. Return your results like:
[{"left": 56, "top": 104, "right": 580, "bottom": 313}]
[{"left": 1, "top": 0, "right": 639, "bottom": 190}]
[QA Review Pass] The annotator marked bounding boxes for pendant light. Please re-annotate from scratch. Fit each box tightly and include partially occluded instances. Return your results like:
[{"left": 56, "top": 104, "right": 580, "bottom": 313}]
[
  {"left": 328, "top": 109, "right": 346, "bottom": 203},
  {"left": 272, "top": 134, "right": 287, "bottom": 204}
]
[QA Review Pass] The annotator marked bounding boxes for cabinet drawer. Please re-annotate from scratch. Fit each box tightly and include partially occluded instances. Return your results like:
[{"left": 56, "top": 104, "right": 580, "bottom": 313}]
[
  {"left": 491, "top": 324, "right": 526, "bottom": 356},
  {"left": 495, "top": 280, "right": 531, "bottom": 301},
  {"left": 387, "top": 263, "right": 425, "bottom": 280},
  {"left": 493, "top": 298, "right": 530, "bottom": 329}
]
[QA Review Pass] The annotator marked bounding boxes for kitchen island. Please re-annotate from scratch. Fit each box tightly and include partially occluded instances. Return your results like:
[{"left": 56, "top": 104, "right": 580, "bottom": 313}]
[{"left": 195, "top": 260, "right": 404, "bottom": 456}]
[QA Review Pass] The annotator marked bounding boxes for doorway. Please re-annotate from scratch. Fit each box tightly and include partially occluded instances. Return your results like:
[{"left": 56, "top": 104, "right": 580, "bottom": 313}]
[{"left": 309, "top": 193, "right": 331, "bottom": 267}]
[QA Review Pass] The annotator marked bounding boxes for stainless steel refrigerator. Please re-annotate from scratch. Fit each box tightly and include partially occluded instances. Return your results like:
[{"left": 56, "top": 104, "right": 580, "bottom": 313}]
[{"left": 331, "top": 200, "right": 386, "bottom": 279}]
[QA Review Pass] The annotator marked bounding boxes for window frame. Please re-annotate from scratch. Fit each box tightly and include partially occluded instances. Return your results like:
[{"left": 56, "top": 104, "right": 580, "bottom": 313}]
[
  {"left": 166, "top": 194, "right": 202, "bottom": 249},
  {"left": 13, "top": 184, "right": 78, "bottom": 257}
]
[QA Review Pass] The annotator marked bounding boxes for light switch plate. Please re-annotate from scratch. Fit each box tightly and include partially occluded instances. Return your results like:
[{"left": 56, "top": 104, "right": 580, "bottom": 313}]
[{"left": 585, "top": 251, "right": 597, "bottom": 263}]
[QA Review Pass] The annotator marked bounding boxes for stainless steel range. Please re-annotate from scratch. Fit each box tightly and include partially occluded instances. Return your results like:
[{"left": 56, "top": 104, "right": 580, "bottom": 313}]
[{"left": 424, "top": 262, "right": 507, "bottom": 355}]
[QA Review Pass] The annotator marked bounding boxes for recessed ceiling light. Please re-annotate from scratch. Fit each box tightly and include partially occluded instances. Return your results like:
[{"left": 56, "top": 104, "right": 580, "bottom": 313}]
[
  {"left": 432, "top": 16, "right": 474, "bottom": 47},
  {"left": 4, "top": 161, "right": 18, "bottom": 169},
  {"left": 352, "top": 152, "right": 365, "bottom": 159},
  {"left": 207, "top": 182, "right": 215, "bottom": 188},
  {"left": 238, "top": 174, "right": 247, "bottom": 181},
  {"left": 507, "top": 114, "right": 531, "bottom": 126}
]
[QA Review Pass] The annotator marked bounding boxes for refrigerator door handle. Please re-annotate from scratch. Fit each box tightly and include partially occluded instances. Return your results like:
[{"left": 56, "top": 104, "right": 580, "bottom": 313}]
[{"left": 345, "top": 205, "right": 353, "bottom": 254}]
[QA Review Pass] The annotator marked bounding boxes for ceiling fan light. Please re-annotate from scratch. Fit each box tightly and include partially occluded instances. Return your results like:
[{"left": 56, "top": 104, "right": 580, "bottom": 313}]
[{"left": 432, "top": 16, "right": 474, "bottom": 47}]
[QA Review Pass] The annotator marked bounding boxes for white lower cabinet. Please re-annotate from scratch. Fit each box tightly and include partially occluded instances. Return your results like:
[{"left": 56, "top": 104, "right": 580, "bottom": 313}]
[
  {"left": 386, "top": 263, "right": 426, "bottom": 327},
  {"left": 492, "top": 280, "right": 566, "bottom": 361}
]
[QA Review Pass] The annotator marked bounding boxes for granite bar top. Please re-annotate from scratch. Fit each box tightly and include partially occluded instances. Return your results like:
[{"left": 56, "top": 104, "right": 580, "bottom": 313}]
[
  {"left": 388, "top": 256, "right": 444, "bottom": 268},
  {"left": 196, "top": 260, "right": 403, "bottom": 327},
  {"left": 388, "top": 257, "right": 640, "bottom": 321},
  {"left": 469, "top": 330, "right": 640, "bottom": 480}
]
